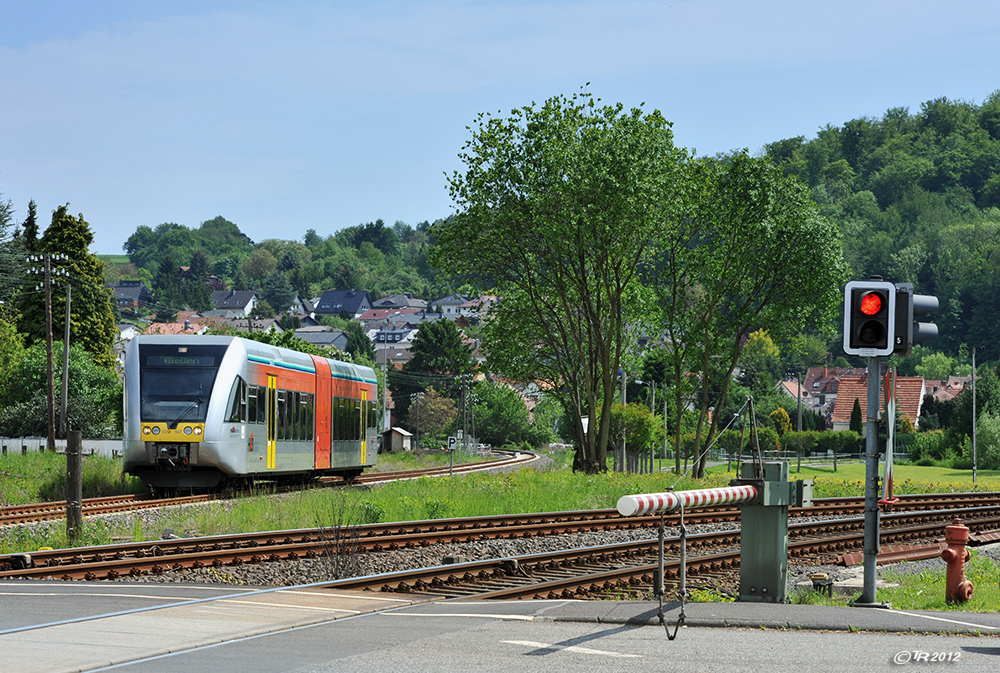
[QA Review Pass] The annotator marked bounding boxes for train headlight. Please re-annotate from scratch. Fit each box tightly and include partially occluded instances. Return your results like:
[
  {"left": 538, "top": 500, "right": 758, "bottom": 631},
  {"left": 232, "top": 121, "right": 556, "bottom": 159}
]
[
  {"left": 194, "top": 427, "right": 203, "bottom": 436},
  {"left": 183, "top": 426, "right": 193, "bottom": 436},
  {"left": 151, "top": 426, "right": 160, "bottom": 435},
  {"left": 142, "top": 426, "right": 151, "bottom": 435}
]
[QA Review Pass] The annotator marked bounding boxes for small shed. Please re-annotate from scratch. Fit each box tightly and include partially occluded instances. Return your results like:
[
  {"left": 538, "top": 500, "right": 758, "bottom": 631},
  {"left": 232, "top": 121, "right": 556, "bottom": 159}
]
[{"left": 382, "top": 427, "right": 413, "bottom": 453}]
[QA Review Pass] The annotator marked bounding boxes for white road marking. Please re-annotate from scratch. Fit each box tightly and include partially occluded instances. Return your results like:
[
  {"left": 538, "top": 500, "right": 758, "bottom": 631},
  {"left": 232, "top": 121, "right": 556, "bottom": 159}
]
[
  {"left": 391, "top": 612, "right": 536, "bottom": 621},
  {"left": 502, "top": 640, "right": 641, "bottom": 658},
  {"left": 219, "top": 599, "right": 360, "bottom": 614},
  {"left": 282, "top": 590, "right": 412, "bottom": 603},
  {"left": 0, "top": 590, "right": 234, "bottom": 601},
  {"left": 878, "top": 608, "right": 999, "bottom": 631},
  {"left": 450, "top": 600, "right": 584, "bottom": 605}
]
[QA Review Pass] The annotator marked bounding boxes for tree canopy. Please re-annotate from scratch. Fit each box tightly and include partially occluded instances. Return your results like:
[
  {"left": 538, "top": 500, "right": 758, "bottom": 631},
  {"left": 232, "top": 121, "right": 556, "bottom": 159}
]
[
  {"left": 434, "top": 89, "right": 690, "bottom": 473},
  {"left": 17, "top": 206, "right": 118, "bottom": 369}
]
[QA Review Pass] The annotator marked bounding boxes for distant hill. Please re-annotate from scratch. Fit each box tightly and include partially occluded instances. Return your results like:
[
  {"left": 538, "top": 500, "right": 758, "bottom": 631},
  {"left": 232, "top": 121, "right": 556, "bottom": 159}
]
[{"left": 764, "top": 91, "right": 1000, "bottom": 360}]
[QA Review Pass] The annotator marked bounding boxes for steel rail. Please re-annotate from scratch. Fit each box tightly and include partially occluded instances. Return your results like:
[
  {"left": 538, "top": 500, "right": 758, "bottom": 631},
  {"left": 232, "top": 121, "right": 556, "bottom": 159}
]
[
  {"left": 4, "top": 501, "right": 999, "bottom": 583},
  {"left": 317, "top": 508, "right": 1000, "bottom": 601}
]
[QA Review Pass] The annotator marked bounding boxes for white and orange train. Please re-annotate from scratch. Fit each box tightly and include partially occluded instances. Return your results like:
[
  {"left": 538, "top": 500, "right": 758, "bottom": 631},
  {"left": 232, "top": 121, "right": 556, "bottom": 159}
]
[{"left": 123, "top": 335, "right": 379, "bottom": 490}]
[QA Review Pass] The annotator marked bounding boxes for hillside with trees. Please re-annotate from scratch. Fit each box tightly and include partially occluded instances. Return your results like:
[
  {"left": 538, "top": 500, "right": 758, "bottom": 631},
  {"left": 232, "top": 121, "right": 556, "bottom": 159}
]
[
  {"left": 117, "top": 216, "right": 453, "bottom": 310},
  {"left": 764, "top": 91, "right": 1000, "bottom": 361}
]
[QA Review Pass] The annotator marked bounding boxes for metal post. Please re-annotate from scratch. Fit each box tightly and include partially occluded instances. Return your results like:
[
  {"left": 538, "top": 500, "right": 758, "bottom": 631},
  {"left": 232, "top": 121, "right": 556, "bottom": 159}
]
[
  {"left": 621, "top": 372, "right": 626, "bottom": 473},
  {"left": 650, "top": 383, "right": 655, "bottom": 473},
  {"left": 796, "top": 370, "right": 802, "bottom": 432},
  {"left": 858, "top": 356, "right": 886, "bottom": 607},
  {"left": 972, "top": 347, "right": 978, "bottom": 484},
  {"left": 382, "top": 327, "right": 388, "bottom": 431},
  {"left": 66, "top": 430, "right": 83, "bottom": 540}
]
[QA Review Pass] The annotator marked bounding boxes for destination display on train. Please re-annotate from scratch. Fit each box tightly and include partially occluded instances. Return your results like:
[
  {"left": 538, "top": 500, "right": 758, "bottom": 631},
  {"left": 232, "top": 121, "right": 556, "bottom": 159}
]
[{"left": 146, "top": 355, "right": 216, "bottom": 367}]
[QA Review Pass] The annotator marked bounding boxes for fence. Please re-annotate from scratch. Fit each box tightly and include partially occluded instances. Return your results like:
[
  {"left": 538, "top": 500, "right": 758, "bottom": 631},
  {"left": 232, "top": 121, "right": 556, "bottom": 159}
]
[{"left": 0, "top": 437, "right": 123, "bottom": 458}]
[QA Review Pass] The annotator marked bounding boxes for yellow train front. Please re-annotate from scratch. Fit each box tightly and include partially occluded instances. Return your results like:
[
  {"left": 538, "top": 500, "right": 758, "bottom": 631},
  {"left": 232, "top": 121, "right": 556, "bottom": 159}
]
[{"left": 123, "top": 335, "right": 379, "bottom": 490}]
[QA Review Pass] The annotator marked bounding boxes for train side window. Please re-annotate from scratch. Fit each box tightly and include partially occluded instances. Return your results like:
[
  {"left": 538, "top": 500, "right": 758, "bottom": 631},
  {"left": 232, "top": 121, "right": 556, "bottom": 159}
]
[
  {"left": 292, "top": 391, "right": 300, "bottom": 441},
  {"left": 298, "top": 393, "right": 305, "bottom": 441},
  {"left": 277, "top": 390, "right": 287, "bottom": 441},
  {"left": 332, "top": 397, "right": 340, "bottom": 441},
  {"left": 226, "top": 378, "right": 244, "bottom": 423},
  {"left": 346, "top": 399, "right": 358, "bottom": 441},
  {"left": 247, "top": 385, "right": 258, "bottom": 424},
  {"left": 304, "top": 393, "right": 314, "bottom": 440},
  {"left": 334, "top": 397, "right": 345, "bottom": 441}
]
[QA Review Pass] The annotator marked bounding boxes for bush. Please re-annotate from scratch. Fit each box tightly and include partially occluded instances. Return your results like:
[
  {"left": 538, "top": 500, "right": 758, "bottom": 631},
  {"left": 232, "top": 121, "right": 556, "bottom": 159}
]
[
  {"left": 903, "top": 429, "right": 948, "bottom": 461},
  {"left": 975, "top": 412, "right": 1000, "bottom": 470},
  {"left": 357, "top": 500, "right": 385, "bottom": 524},
  {"left": 814, "top": 430, "right": 862, "bottom": 458},
  {"left": 755, "top": 426, "right": 780, "bottom": 452}
]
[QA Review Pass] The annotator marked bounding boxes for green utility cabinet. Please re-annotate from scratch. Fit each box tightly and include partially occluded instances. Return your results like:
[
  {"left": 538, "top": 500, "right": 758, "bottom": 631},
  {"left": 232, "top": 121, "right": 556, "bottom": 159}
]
[{"left": 733, "top": 461, "right": 813, "bottom": 603}]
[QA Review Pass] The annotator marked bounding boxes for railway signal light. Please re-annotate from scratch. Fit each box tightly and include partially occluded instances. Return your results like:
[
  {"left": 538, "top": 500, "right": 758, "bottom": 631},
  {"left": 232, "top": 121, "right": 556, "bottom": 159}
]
[
  {"left": 893, "top": 282, "right": 939, "bottom": 356},
  {"left": 843, "top": 279, "right": 896, "bottom": 357}
]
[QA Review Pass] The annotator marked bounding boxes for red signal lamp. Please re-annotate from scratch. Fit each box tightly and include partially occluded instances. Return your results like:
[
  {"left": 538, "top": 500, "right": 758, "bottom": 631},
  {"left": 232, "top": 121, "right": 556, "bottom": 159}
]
[{"left": 859, "top": 292, "right": 882, "bottom": 316}]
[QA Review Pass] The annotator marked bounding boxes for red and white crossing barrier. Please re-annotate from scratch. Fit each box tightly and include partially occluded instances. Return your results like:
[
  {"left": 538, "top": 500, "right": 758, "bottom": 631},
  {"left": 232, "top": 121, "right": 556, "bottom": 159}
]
[{"left": 616, "top": 484, "right": 758, "bottom": 516}]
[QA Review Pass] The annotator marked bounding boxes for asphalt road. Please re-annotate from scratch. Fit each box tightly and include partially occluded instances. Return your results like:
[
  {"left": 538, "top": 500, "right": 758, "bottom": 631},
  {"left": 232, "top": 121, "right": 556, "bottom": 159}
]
[
  {"left": 103, "top": 601, "right": 1000, "bottom": 673},
  {"left": 3, "top": 581, "right": 999, "bottom": 673}
]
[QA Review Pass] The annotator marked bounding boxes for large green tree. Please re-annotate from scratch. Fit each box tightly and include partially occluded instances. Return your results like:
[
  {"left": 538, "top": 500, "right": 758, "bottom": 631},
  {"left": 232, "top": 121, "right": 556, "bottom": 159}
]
[
  {"left": 261, "top": 268, "right": 297, "bottom": 314},
  {"left": 152, "top": 255, "right": 183, "bottom": 323},
  {"left": 18, "top": 206, "right": 117, "bottom": 369},
  {"left": 20, "top": 199, "right": 39, "bottom": 253},
  {"left": 0, "top": 311, "right": 26, "bottom": 405},
  {"left": 182, "top": 249, "right": 214, "bottom": 312},
  {"left": 646, "top": 152, "right": 849, "bottom": 476},
  {"left": 343, "top": 320, "right": 376, "bottom": 361},
  {"left": 471, "top": 381, "right": 533, "bottom": 448},
  {"left": 433, "top": 90, "right": 689, "bottom": 473}
]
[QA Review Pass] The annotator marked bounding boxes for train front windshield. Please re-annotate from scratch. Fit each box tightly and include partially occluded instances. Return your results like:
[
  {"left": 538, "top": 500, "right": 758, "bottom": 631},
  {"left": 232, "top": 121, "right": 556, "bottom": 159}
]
[{"left": 138, "top": 343, "right": 230, "bottom": 424}]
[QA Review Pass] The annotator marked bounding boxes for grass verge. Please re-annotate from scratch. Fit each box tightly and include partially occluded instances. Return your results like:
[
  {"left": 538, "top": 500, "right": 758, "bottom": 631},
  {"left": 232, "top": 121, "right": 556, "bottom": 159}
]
[{"left": 790, "top": 549, "right": 1000, "bottom": 613}]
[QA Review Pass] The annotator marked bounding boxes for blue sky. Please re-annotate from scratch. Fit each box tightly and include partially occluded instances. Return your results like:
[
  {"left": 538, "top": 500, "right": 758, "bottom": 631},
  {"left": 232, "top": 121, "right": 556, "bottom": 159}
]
[{"left": 1, "top": 1, "right": 997, "bottom": 254}]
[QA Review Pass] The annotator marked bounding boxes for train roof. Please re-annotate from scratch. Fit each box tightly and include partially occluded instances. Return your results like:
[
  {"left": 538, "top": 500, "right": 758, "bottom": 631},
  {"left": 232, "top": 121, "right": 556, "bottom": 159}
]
[{"left": 131, "top": 334, "right": 377, "bottom": 384}]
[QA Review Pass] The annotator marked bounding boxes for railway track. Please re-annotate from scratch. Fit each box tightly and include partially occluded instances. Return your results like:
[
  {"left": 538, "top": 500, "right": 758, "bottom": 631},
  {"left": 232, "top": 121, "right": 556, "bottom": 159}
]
[
  {"left": 318, "top": 506, "right": 1000, "bottom": 601},
  {"left": 3, "top": 494, "right": 999, "bottom": 584},
  {"left": 0, "top": 450, "right": 536, "bottom": 526}
]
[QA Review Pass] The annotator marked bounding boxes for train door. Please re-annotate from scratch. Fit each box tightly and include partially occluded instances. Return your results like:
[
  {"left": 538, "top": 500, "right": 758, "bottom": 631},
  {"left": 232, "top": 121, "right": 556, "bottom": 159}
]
[
  {"left": 360, "top": 390, "right": 368, "bottom": 464},
  {"left": 266, "top": 375, "right": 277, "bottom": 469},
  {"left": 310, "top": 356, "right": 332, "bottom": 470}
]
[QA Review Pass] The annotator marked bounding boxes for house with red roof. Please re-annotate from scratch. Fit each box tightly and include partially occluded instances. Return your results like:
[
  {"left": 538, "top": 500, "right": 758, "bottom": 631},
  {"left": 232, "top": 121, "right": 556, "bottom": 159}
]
[
  {"left": 830, "top": 373, "right": 926, "bottom": 431},
  {"left": 925, "top": 376, "right": 970, "bottom": 403}
]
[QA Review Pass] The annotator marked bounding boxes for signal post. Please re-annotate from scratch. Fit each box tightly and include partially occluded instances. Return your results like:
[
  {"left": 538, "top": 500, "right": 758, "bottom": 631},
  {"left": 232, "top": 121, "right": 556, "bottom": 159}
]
[{"left": 843, "top": 277, "right": 938, "bottom": 607}]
